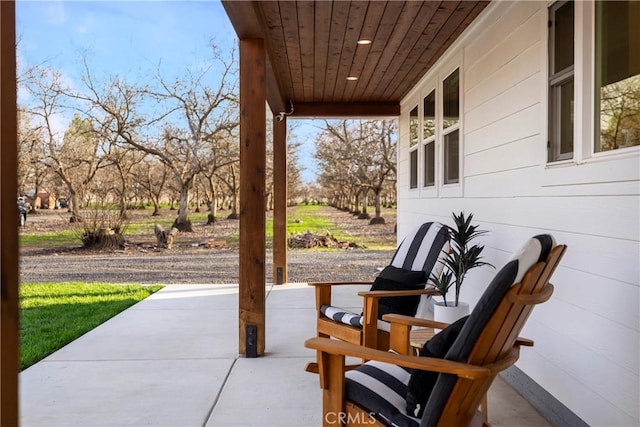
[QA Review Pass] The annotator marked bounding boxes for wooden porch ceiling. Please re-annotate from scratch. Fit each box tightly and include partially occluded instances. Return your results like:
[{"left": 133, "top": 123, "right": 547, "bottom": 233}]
[{"left": 222, "top": 1, "right": 489, "bottom": 118}]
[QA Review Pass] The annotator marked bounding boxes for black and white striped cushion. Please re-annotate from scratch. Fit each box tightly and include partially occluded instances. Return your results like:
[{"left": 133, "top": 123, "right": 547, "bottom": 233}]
[
  {"left": 391, "top": 223, "right": 450, "bottom": 318},
  {"left": 320, "top": 305, "right": 392, "bottom": 332},
  {"left": 320, "top": 305, "right": 363, "bottom": 327},
  {"left": 391, "top": 222, "right": 450, "bottom": 275},
  {"left": 345, "top": 355, "right": 421, "bottom": 427}
]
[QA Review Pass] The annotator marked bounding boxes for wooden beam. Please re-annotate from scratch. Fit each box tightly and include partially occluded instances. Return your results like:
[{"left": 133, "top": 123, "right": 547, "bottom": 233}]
[
  {"left": 272, "top": 116, "right": 287, "bottom": 285},
  {"left": 221, "top": 0, "right": 286, "bottom": 115},
  {"left": 239, "top": 38, "right": 266, "bottom": 357},
  {"left": 0, "top": 1, "right": 20, "bottom": 424},
  {"left": 291, "top": 102, "right": 400, "bottom": 118}
]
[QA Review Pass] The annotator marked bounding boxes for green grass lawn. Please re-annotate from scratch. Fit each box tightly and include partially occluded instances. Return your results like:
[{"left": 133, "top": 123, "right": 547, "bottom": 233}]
[
  {"left": 20, "top": 282, "right": 163, "bottom": 370},
  {"left": 19, "top": 230, "right": 78, "bottom": 247},
  {"left": 125, "top": 211, "right": 212, "bottom": 234},
  {"left": 267, "top": 204, "right": 345, "bottom": 238},
  {"left": 266, "top": 204, "right": 395, "bottom": 250},
  {"left": 20, "top": 204, "right": 395, "bottom": 250}
]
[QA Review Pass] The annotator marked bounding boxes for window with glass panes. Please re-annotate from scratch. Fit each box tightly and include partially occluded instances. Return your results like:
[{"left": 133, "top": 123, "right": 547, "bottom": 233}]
[
  {"left": 409, "top": 105, "right": 419, "bottom": 189},
  {"left": 548, "top": 0, "right": 574, "bottom": 162},
  {"left": 594, "top": 1, "right": 640, "bottom": 152},
  {"left": 442, "top": 69, "right": 460, "bottom": 184},
  {"left": 423, "top": 90, "right": 436, "bottom": 187}
]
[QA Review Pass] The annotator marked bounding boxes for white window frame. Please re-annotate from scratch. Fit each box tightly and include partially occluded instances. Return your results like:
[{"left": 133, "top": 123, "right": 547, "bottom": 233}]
[
  {"left": 548, "top": 0, "right": 575, "bottom": 163},
  {"left": 400, "top": 54, "right": 464, "bottom": 198},
  {"left": 543, "top": 0, "right": 639, "bottom": 188},
  {"left": 439, "top": 62, "right": 463, "bottom": 198},
  {"left": 421, "top": 86, "right": 438, "bottom": 197},
  {"left": 409, "top": 104, "right": 419, "bottom": 190}
]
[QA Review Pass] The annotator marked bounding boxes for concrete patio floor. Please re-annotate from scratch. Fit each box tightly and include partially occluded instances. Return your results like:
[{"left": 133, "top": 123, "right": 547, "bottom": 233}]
[{"left": 20, "top": 283, "right": 551, "bottom": 427}]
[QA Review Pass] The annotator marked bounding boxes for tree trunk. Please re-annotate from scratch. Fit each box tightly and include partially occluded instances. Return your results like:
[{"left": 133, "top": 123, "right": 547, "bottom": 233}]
[
  {"left": 68, "top": 190, "right": 82, "bottom": 223},
  {"left": 228, "top": 190, "right": 239, "bottom": 219},
  {"left": 358, "top": 189, "right": 370, "bottom": 219},
  {"left": 207, "top": 191, "right": 217, "bottom": 224},
  {"left": 369, "top": 189, "right": 385, "bottom": 225},
  {"left": 352, "top": 191, "right": 361, "bottom": 215},
  {"left": 173, "top": 188, "right": 193, "bottom": 232}
]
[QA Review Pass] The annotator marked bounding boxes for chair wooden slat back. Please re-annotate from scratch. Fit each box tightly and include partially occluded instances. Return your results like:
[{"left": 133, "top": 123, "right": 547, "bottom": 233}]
[{"left": 435, "top": 245, "right": 567, "bottom": 426}]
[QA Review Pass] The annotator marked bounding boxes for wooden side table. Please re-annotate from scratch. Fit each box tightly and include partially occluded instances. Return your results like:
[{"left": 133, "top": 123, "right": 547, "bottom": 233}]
[{"left": 409, "top": 327, "right": 435, "bottom": 354}]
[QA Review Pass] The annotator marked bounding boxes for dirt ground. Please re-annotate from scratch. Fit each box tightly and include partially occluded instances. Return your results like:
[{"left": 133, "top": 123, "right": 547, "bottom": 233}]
[{"left": 19, "top": 206, "right": 398, "bottom": 284}]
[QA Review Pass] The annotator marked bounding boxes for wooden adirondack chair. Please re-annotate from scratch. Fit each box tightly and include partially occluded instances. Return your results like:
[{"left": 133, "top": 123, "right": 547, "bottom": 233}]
[
  {"left": 305, "top": 235, "right": 566, "bottom": 427},
  {"left": 307, "top": 222, "right": 450, "bottom": 368}
]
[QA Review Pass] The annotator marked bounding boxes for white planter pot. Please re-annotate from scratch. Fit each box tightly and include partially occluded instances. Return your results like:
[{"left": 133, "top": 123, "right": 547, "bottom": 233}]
[{"left": 433, "top": 301, "right": 470, "bottom": 332}]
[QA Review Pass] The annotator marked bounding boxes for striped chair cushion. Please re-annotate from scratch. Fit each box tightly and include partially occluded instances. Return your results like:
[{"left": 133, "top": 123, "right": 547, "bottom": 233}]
[
  {"left": 391, "top": 222, "right": 450, "bottom": 273},
  {"left": 320, "top": 305, "right": 362, "bottom": 327},
  {"left": 390, "top": 222, "right": 450, "bottom": 319},
  {"left": 345, "top": 356, "right": 421, "bottom": 427},
  {"left": 320, "top": 305, "right": 391, "bottom": 332}
]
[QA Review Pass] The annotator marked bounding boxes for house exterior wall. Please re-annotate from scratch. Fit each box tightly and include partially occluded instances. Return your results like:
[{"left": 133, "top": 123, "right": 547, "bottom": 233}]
[{"left": 397, "top": 2, "right": 639, "bottom": 425}]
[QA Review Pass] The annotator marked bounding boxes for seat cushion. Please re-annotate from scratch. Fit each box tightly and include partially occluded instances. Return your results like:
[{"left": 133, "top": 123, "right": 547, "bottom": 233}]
[
  {"left": 406, "top": 316, "right": 468, "bottom": 418},
  {"left": 320, "top": 305, "right": 392, "bottom": 332},
  {"left": 345, "top": 355, "right": 421, "bottom": 427},
  {"left": 320, "top": 305, "right": 363, "bottom": 327},
  {"left": 370, "top": 266, "right": 428, "bottom": 319}
]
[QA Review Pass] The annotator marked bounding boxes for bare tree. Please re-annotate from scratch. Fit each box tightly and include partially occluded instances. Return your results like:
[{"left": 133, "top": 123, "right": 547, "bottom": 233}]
[
  {"left": 215, "top": 159, "right": 240, "bottom": 219},
  {"left": 198, "top": 130, "right": 239, "bottom": 224},
  {"left": 145, "top": 47, "right": 238, "bottom": 231},
  {"left": 315, "top": 119, "right": 397, "bottom": 223},
  {"left": 131, "top": 156, "right": 170, "bottom": 216},
  {"left": 23, "top": 66, "right": 111, "bottom": 221},
  {"left": 106, "top": 145, "right": 146, "bottom": 219},
  {"left": 69, "top": 48, "right": 237, "bottom": 232},
  {"left": 18, "top": 112, "right": 49, "bottom": 207},
  {"left": 359, "top": 120, "right": 397, "bottom": 224}
]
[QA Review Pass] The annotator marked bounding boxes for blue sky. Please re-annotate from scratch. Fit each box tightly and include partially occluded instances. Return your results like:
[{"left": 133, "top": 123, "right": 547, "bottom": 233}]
[{"left": 17, "top": 0, "right": 320, "bottom": 183}]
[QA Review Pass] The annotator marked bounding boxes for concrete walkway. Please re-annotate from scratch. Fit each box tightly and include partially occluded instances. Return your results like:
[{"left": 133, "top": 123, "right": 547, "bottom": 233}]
[{"left": 20, "top": 284, "right": 550, "bottom": 427}]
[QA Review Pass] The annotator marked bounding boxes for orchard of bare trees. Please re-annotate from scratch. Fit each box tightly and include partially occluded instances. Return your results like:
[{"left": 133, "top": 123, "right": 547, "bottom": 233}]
[
  {"left": 17, "top": 43, "right": 398, "bottom": 246},
  {"left": 314, "top": 119, "right": 397, "bottom": 225},
  {"left": 17, "top": 45, "right": 304, "bottom": 233}
]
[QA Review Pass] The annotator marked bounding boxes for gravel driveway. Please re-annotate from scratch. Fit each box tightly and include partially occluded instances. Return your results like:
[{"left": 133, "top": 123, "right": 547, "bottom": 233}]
[
  {"left": 19, "top": 206, "right": 398, "bottom": 284},
  {"left": 19, "top": 248, "right": 396, "bottom": 284}
]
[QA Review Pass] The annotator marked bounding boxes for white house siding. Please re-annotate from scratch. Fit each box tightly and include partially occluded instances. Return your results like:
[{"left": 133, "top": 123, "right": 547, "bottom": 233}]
[{"left": 397, "top": 2, "right": 639, "bottom": 426}]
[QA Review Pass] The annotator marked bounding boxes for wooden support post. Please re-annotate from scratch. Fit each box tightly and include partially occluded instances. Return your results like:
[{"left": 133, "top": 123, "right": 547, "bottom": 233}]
[
  {"left": 0, "top": 1, "right": 20, "bottom": 424},
  {"left": 239, "top": 38, "right": 266, "bottom": 357},
  {"left": 272, "top": 115, "right": 287, "bottom": 284}
]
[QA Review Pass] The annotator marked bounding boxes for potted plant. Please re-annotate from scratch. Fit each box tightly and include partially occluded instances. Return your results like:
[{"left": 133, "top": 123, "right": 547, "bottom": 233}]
[{"left": 431, "top": 212, "right": 493, "bottom": 323}]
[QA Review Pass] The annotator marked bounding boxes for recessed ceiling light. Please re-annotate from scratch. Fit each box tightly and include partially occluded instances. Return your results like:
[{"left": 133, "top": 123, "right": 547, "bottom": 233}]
[
  {"left": 357, "top": 39, "right": 372, "bottom": 45},
  {"left": 346, "top": 76, "right": 358, "bottom": 81}
]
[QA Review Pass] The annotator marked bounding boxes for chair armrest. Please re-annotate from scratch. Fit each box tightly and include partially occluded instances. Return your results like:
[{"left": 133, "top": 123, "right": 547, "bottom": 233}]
[
  {"left": 359, "top": 287, "right": 439, "bottom": 349},
  {"left": 357, "top": 287, "right": 439, "bottom": 298},
  {"left": 515, "top": 337, "right": 534, "bottom": 347},
  {"left": 305, "top": 337, "right": 490, "bottom": 380},
  {"left": 383, "top": 313, "right": 450, "bottom": 330},
  {"left": 310, "top": 281, "right": 374, "bottom": 311},
  {"left": 308, "top": 281, "right": 374, "bottom": 287}
]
